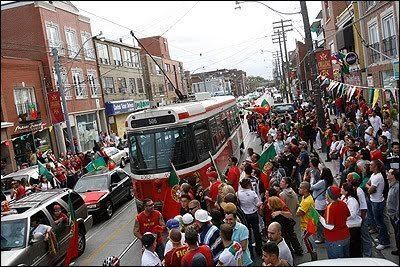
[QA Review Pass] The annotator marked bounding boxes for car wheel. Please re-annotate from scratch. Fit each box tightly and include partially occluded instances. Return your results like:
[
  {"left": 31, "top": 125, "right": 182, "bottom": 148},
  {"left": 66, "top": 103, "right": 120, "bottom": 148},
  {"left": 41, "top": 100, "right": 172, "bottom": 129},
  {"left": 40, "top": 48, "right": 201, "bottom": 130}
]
[
  {"left": 78, "top": 226, "right": 86, "bottom": 256},
  {"left": 120, "top": 158, "right": 126, "bottom": 168},
  {"left": 105, "top": 201, "right": 113, "bottom": 219}
]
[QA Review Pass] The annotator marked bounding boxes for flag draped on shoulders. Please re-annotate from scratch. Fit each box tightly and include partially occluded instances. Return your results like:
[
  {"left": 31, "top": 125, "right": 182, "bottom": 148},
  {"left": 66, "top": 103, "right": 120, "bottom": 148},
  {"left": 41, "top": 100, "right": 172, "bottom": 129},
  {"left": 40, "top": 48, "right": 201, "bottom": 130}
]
[
  {"left": 162, "top": 162, "right": 181, "bottom": 220},
  {"left": 306, "top": 206, "right": 320, "bottom": 234},
  {"left": 63, "top": 193, "right": 79, "bottom": 266}
]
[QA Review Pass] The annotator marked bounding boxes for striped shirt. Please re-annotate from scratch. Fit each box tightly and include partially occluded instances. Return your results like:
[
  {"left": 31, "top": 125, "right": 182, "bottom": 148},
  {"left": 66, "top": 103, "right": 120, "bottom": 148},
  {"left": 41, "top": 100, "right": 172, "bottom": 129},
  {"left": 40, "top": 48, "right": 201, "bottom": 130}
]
[{"left": 199, "top": 223, "right": 224, "bottom": 264}]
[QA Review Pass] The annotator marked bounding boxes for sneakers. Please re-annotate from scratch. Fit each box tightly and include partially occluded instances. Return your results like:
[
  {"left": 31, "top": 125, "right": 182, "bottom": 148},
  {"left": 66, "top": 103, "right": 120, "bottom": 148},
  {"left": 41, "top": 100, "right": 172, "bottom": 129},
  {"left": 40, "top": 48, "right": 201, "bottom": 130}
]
[
  {"left": 376, "top": 244, "right": 390, "bottom": 250},
  {"left": 391, "top": 250, "right": 399, "bottom": 255}
]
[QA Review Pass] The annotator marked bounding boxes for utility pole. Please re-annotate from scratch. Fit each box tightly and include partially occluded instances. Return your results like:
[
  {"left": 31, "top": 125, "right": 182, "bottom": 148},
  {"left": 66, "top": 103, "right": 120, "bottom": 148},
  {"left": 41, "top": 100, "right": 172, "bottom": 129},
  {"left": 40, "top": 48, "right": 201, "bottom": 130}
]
[
  {"left": 273, "top": 19, "right": 293, "bottom": 103},
  {"left": 300, "top": 1, "right": 325, "bottom": 130},
  {"left": 272, "top": 30, "right": 288, "bottom": 103},
  {"left": 52, "top": 47, "right": 75, "bottom": 154}
]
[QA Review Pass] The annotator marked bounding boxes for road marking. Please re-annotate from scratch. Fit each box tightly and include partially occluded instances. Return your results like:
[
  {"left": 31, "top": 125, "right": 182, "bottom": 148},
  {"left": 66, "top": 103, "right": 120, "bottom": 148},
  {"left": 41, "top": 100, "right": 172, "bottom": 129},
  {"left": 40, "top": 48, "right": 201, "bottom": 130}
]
[
  {"left": 87, "top": 198, "right": 136, "bottom": 241},
  {"left": 119, "top": 237, "right": 139, "bottom": 259},
  {"left": 83, "top": 216, "right": 135, "bottom": 265}
]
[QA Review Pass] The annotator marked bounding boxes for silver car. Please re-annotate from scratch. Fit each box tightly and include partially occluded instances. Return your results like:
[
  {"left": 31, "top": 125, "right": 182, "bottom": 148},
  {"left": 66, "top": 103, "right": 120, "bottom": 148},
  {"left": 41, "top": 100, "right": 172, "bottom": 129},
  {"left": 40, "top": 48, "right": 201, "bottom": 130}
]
[
  {"left": 103, "top": 147, "right": 128, "bottom": 167},
  {"left": 1, "top": 189, "right": 93, "bottom": 266}
]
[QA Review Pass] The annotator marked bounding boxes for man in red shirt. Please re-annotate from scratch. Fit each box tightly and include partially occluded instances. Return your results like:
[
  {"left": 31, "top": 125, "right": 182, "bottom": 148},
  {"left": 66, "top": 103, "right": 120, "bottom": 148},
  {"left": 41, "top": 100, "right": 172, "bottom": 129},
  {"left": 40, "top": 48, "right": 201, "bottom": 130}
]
[
  {"left": 226, "top": 157, "right": 240, "bottom": 192},
  {"left": 181, "top": 226, "right": 214, "bottom": 267},
  {"left": 368, "top": 139, "right": 383, "bottom": 161},
  {"left": 134, "top": 198, "right": 166, "bottom": 260},
  {"left": 204, "top": 167, "right": 221, "bottom": 211},
  {"left": 164, "top": 228, "right": 188, "bottom": 267},
  {"left": 54, "top": 162, "right": 67, "bottom": 188}
]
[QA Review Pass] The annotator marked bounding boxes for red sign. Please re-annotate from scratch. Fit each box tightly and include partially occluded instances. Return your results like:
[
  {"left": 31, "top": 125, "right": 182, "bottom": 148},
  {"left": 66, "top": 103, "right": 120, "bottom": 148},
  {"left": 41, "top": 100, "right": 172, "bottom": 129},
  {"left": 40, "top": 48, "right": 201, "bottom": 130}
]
[
  {"left": 48, "top": 91, "right": 64, "bottom": 124},
  {"left": 315, "top": 49, "right": 334, "bottom": 79}
]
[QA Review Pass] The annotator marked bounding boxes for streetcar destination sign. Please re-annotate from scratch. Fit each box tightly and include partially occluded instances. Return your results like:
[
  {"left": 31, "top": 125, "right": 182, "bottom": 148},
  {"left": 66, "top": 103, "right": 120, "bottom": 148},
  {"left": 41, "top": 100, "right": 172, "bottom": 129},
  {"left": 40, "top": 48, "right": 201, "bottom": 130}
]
[{"left": 130, "top": 114, "right": 176, "bottom": 128}]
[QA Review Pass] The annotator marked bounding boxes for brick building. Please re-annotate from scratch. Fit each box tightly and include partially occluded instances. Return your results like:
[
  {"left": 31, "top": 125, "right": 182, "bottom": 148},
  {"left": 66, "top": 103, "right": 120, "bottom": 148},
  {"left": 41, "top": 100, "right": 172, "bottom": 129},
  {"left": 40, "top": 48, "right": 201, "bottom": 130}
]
[
  {"left": 140, "top": 54, "right": 167, "bottom": 105},
  {"left": 1, "top": 1, "right": 107, "bottom": 155},
  {"left": 138, "top": 36, "right": 187, "bottom": 104},
  {"left": 93, "top": 37, "right": 149, "bottom": 136},
  {"left": 1, "top": 57, "right": 53, "bottom": 173}
]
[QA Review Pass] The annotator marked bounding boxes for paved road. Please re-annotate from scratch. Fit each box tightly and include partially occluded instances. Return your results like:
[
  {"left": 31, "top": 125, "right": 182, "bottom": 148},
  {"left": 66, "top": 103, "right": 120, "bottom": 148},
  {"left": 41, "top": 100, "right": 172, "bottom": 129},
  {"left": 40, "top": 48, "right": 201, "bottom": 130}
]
[{"left": 74, "top": 109, "right": 398, "bottom": 266}]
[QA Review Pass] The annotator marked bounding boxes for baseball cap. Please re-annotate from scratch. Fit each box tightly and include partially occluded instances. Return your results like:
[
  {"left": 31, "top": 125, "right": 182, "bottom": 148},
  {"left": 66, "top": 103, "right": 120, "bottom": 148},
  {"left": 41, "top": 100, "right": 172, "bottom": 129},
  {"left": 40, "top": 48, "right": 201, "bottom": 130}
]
[
  {"left": 166, "top": 219, "right": 180, "bottom": 230},
  {"left": 182, "top": 213, "right": 194, "bottom": 225},
  {"left": 194, "top": 209, "right": 212, "bottom": 223},
  {"left": 327, "top": 186, "right": 341, "bottom": 200}
]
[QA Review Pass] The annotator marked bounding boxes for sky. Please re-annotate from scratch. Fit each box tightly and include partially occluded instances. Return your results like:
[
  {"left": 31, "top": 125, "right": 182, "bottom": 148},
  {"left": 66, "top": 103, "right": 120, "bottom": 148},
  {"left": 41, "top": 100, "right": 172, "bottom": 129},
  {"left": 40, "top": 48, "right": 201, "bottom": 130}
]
[{"left": 7, "top": 1, "right": 322, "bottom": 80}]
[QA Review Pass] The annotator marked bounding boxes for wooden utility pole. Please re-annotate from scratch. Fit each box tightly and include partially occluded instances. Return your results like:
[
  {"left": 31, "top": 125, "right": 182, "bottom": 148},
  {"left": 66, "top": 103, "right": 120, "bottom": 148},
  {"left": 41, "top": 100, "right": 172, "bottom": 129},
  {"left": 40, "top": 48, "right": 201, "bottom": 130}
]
[{"left": 272, "top": 31, "right": 288, "bottom": 102}]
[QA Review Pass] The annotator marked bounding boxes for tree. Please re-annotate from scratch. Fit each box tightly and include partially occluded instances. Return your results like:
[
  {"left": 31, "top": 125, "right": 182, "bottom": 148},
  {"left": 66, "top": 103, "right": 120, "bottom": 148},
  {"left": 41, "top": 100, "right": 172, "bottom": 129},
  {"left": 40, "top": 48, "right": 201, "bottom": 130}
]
[{"left": 247, "top": 76, "right": 268, "bottom": 92}]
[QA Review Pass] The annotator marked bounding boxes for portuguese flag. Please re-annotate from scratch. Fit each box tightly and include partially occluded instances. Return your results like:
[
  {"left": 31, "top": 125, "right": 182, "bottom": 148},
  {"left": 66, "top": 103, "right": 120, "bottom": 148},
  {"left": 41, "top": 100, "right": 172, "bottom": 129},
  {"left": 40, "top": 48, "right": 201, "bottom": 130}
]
[
  {"left": 85, "top": 156, "right": 107, "bottom": 172},
  {"left": 162, "top": 161, "right": 181, "bottom": 220},
  {"left": 261, "top": 99, "right": 269, "bottom": 107},
  {"left": 38, "top": 161, "right": 54, "bottom": 182},
  {"left": 63, "top": 193, "right": 79, "bottom": 266},
  {"left": 258, "top": 143, "right": 277, "bottom": 170},
  {"left": 306, "top": 206, "right": 320, "bottom": 234}
]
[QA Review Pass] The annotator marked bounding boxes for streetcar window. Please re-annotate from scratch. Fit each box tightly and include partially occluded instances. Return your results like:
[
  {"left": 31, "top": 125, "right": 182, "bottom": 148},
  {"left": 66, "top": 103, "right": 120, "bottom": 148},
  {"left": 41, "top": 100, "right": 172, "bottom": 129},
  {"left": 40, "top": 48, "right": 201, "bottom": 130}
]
[
  {"left": 129, "top": 134, "right": 156, "bottom": 170},
  {"left": 193, "top": 121, "right": 212, "bottom": 162},
  {"left": 215, "top": 113, "right": 227, "bottom": 150}
]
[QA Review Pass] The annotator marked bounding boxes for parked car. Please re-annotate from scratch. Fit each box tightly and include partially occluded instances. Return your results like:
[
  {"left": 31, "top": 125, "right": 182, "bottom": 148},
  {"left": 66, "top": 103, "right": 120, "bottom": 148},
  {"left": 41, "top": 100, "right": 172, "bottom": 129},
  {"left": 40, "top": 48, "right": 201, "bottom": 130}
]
[
  {"left": 1, "top": 189, "right": 93, "bottom": 266},
  {"left": 103, "top": 147, "right": 128, "bottom": 168},
  {"left": 2, "top": 165, "right": 59, "bottom": 201},
  {"left": 298, "top": 258, "right": 397, "bottom": 266},
  {"left": 73, "top": 167, "right": 134, "bottom": 220}
]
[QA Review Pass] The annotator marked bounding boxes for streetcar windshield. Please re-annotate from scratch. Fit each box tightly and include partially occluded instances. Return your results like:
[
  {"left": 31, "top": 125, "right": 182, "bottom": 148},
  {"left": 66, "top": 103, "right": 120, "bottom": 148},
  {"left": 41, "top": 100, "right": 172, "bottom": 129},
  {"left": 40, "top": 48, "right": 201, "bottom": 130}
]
[{"left": 128, "top": 126, "right": 195, "bottom": 173}]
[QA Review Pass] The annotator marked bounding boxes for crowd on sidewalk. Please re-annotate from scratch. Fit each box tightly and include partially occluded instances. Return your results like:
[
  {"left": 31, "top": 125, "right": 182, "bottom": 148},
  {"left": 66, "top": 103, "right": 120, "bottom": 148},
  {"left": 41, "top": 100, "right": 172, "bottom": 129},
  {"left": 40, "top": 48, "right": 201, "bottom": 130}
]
[{"left": 130, "top": 94, "right": 399, "bottom": 267}]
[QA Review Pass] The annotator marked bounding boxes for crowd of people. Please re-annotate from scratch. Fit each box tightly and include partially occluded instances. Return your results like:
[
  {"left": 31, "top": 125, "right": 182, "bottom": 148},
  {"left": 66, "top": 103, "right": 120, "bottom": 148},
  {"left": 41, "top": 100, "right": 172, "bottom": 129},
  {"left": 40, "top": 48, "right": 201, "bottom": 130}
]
[{"left": 133, "top": 94, "right": 398, "bottom": 266}]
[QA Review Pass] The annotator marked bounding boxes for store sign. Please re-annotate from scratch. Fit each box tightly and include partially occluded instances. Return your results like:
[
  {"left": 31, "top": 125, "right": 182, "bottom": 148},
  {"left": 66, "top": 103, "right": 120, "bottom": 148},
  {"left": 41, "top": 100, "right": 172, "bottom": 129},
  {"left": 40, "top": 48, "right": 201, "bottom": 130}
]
[
  {"left": 105, "top": 99, "right": 150, "bottom": 116},
  {"left": 48, "top": 91, "right": 64, "bottom": 124},
  {"left": 315, "top": 49, "right": 334, "bottom": 79},
  {"left": 345, "top": 52, "right": 358, "bottom": 65},
  {"left": 14, "top": 121, "right": 46, "bottom": 134}
]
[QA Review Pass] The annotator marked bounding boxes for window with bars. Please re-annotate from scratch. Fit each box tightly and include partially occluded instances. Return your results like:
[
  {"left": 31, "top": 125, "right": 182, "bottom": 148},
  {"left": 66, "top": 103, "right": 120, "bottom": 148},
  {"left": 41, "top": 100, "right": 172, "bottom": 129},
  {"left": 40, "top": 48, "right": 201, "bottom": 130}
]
[
  {"left": 72, "top": 69, "right": 87, "bottom": 98},
  {"left": 117, "top": 77, "right": 127, "bottom": 93},
  {"left": 97, "top": 43, "right": 110, "bottom": 64},
  {"left": 129, "top": 78, "right": 136, "bottom": 94},
  {"left": 103, "top": 77, "right": 115, "bottom": 94},
  {"left": 137, "top": 78, "right": 144, "bottom": 93},
  {"left": 111, "top": 46, "right": 122, "bottom": 66},
  {"left": 382, "top": 14, "right": 397, "bottom": 57},
  {"left": 13, "top": 87, "right": 39, "bottom": 122}
]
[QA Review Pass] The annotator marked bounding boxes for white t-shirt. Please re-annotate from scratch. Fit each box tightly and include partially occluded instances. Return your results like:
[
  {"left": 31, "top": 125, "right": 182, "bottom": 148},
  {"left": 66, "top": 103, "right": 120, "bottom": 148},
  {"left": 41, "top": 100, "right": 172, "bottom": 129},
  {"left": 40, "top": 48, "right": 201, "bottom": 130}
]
[
  {"left": 369, "top": 172, "right": 385, "bottom": 203},
  {"left": 164, "top": 233, "right": 185, "bottom": 256},
  {"left": 364, "top": 126, "right": 374, "bottom": 143},
  {"left": 32, "top": 224, "right": 52, "bottom": 235},
  {"left": 218, "top": 241, "right": 243, "bottom": 266},
  {"left": 273, "top": 238, "right": 293, "bottom": 266},
  {"left": 268, "top": 128, "right": 277, "bottom": 138},
  {"left": 341, "top": 196, "right": 362, "bottom": 228},
  {"left": 369, "top": 115, "right": 382, "bottom": 134},
  {"left": 356, "top": 187, "right": 367, "bottom": 210},
  {"left": 237, "top": 188, "right": 261, "bottom": 215},
  {"left": 141, "top": 249, "right": 162, "bottom": 266},
  {"left": 381, "top": 130, "right": 392, "bottom": 141}
]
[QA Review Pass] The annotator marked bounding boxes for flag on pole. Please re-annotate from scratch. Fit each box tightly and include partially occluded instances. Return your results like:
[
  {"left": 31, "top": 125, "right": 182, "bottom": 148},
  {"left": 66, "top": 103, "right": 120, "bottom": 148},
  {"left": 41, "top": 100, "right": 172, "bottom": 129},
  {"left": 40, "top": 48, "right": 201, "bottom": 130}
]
[
  {"left": 372, "top": 88, "right": 380, "bottom": 108},
  {"left": 258, "top": 143, "right": 277, "bottom": 171},
  {"left": 261, "top": 99, "right": 269, "bottom": 107},
  {"left": 209, "top": 151, "right": 226, "bottom": 183},
  {"left": 306, "top": 206, "right": 320, "bottom": 234},
  {"left": 63, "top": 193, "right": 79, "bottom": 266},
  {"left": 38, "top": 161, "right": 54, "bottom": 181},
  {"left": 85, "top": 156, "right": 107, "bottom": 172},
  {"left": 162, "top": 161, "right": 181, "bottom": 220}
]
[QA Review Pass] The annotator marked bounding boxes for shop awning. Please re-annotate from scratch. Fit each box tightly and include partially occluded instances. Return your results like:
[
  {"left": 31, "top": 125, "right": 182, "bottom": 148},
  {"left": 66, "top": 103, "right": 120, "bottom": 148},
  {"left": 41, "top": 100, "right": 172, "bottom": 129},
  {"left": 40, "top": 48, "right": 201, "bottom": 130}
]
[{"left": 1, "top": 122, "right": 14, "bottom": 129}]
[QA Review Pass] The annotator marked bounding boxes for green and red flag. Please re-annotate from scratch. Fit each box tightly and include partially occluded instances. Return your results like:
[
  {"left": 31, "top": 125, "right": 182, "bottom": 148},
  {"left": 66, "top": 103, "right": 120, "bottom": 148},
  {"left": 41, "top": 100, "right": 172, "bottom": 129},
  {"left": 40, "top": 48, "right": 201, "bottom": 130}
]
[
  {"left": 85, "top": 156, "right": 107, "bottom": 172},
  {"left": 306, "top": 206, "right": 320, "bottom": 234},
  {"left": 258, "top": 143, "right": 277, "bottom": 171},
  {"left": 209, "top": 151, "right": 226, "bottom": 183},
  {"left": 38, "top": 161, "right": 54, "bottom": 182},
  {"left": 261, "top": 99, "right": 269, "bottom": 107},
  {"left": 162, "top": 161, "right": 181, "bottom": 220},
  {"left": 63, "top": 192, "right": 79, "bottom": 266}
]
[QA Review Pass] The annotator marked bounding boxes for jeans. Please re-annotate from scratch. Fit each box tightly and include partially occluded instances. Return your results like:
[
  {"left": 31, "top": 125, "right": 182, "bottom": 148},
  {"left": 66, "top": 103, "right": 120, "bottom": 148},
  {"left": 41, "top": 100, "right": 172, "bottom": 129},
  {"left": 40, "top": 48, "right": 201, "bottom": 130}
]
[
  {"left": 316, "top": 210, "right": 325, "bottom": 241},
  {"left": 325, "top": 238, "right": 350, "bottom": 259},
  {"left": 360, "top": 217, "right": 372, "bottom": 257},
  {"left": 366, "top": 195, "right": 377, "bottom": 231},
  {"left": 371, "top": 201, "right": 391, "bottom": 245},
  {"left": 349, "top": 227, "right": 362, "bottom": 257},
  {"left": 390, "top": 216, "right": 399, "bottom": 251},
  {"left": 245, "top": 212, "right": 263, "bottom": 256}
]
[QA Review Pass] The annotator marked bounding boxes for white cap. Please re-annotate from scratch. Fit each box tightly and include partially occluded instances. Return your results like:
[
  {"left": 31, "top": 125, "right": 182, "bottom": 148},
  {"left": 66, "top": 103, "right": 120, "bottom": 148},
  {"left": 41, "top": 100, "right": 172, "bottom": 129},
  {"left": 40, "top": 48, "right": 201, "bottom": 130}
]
[
  {"left": 194, "top": 209, "right": 212, "bottom": 223},
  {"left": 182, "top": 213, "right": 194, "bottom": 225}
]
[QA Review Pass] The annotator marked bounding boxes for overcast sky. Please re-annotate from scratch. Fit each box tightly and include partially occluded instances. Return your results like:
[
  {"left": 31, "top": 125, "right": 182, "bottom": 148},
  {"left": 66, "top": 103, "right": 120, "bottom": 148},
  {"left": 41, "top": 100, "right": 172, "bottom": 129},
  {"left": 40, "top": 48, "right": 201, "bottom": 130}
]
[{"left": 30, "top": 1, "right": 321, "bottom": 79}]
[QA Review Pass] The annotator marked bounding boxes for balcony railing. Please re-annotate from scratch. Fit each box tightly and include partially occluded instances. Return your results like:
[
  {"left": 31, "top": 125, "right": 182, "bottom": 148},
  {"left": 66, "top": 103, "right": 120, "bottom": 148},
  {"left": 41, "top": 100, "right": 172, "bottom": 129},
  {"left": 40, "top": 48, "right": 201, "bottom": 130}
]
[
  {"left": 16, "top": 102, "right": 41, "bottom": 123},
  {"left": 382, "top": 35, "right": 397, "bottom": 58},
  {"left": 369, "top": 42, "right": 380, "bottom": 64}
]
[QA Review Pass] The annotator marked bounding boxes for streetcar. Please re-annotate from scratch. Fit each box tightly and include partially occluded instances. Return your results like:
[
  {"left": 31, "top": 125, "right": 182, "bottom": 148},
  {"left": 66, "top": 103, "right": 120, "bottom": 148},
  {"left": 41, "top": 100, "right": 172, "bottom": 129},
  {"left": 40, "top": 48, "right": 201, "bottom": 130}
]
[{"left": 125, "top": 93, "right": 244, "bottom": 213}]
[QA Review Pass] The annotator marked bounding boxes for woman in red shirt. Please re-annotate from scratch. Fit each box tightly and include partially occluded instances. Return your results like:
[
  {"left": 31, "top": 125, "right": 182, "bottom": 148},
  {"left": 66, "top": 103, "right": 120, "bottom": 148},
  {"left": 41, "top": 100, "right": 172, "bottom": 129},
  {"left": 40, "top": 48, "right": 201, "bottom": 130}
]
[{"left": 320, "top": 186, "right": 350, "bottom": 259}]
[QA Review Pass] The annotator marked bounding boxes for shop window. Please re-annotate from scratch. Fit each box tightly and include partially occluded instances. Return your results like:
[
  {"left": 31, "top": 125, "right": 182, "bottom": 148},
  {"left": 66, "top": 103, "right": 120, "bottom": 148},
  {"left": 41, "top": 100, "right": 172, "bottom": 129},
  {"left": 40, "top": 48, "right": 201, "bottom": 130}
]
[
  {"left": 34, "top": 130, "right": 51, "bottom": 152},
  {"left": 13, "top": 87, "right": 40, "bottom": 123}
]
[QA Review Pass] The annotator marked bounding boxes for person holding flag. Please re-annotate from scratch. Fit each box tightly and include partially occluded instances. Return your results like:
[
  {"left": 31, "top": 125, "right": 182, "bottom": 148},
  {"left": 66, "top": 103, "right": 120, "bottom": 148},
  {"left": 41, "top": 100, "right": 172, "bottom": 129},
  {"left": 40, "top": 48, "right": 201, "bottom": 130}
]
[
  {"left": 63, "top": 193, "right": 80, "bottom": 266},
  {"left": 296, "top": 181, "right": 318, "bottom": 261},
  {"left": 319, "top": 185, "right": 351, "bottom": 259}
]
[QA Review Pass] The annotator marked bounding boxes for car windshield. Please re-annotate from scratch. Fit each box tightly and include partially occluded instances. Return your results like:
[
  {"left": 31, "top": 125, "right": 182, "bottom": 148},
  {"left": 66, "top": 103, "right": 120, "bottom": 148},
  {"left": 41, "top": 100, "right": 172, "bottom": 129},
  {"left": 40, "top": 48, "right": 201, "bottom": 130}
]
[
  {"left": 74, "top": 175, "right": 109, "bottom": 193},
  {"left": 1, "top": 219, "right": 27, "bottom": 250},
  {"left": 128, "top": 126, "right": 194, "bottom": 172},
  {"left": 274, "top": 105, "right": 294, "bottom": 112}
]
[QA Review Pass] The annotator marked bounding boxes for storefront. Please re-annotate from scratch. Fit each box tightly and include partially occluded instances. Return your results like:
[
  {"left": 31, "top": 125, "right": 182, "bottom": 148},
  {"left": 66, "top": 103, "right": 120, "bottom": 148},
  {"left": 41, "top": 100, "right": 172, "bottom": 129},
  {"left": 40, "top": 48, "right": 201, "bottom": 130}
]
[
  {"left": 105, "top": 99, "right": 150, "bottom": 136},
  {"left": 76, "top": 112, "right": 100, "bottom": 152},
  {"left": 1, "top": 122, "right": 15, "bottom": 175}
]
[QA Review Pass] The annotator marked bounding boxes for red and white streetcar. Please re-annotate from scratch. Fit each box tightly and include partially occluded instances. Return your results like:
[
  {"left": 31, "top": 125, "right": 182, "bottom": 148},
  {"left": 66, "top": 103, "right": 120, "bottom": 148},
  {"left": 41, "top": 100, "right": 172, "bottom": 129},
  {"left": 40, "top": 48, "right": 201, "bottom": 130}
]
[{"left": 125, "top": 93, "right": 244, "bottom": 213}]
